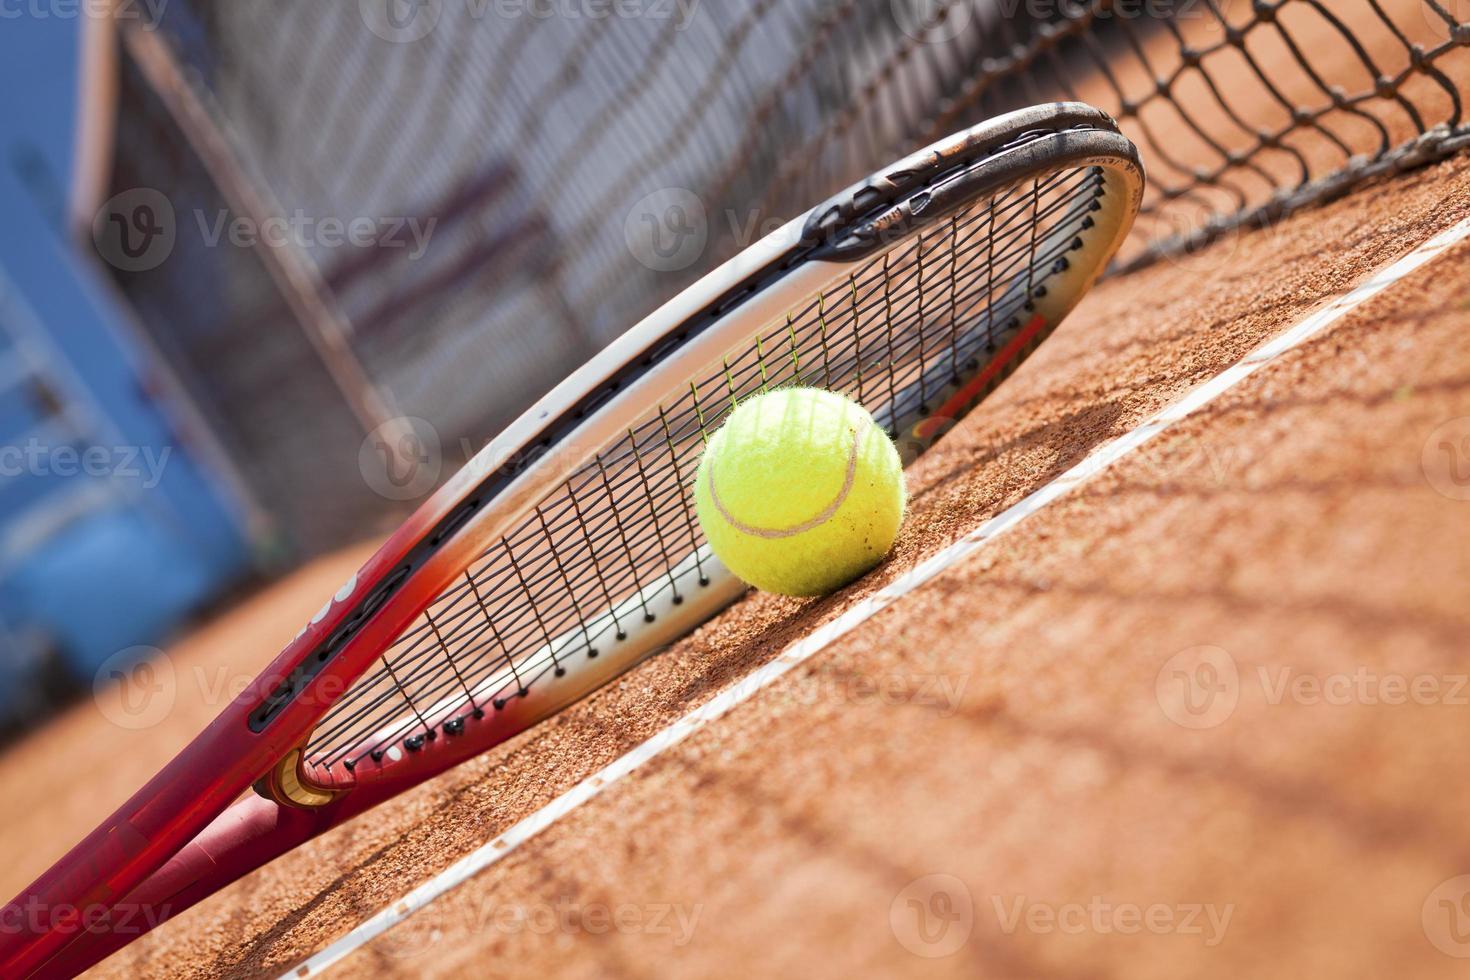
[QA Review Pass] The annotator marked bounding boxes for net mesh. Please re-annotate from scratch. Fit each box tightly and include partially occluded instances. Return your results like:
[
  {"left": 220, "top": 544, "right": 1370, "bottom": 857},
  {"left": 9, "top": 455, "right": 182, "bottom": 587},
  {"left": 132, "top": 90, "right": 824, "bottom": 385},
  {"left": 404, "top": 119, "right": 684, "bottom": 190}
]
[
  {"left": 95, "top": 0, "right": 1470, "bottom": 555},
  {"left": 302, "top": 159, "right": 1110, "bottom": 771},
  {"left": 102, "top": 51, "right": 383, "bottom": 552}
]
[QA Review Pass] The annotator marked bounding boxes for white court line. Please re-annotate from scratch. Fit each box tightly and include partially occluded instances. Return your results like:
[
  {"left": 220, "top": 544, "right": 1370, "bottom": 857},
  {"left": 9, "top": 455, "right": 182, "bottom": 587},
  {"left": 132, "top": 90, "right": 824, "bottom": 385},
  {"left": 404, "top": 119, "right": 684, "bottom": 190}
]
[{"left": 285, "top": 215, "right": 1470, "bottom": 978}]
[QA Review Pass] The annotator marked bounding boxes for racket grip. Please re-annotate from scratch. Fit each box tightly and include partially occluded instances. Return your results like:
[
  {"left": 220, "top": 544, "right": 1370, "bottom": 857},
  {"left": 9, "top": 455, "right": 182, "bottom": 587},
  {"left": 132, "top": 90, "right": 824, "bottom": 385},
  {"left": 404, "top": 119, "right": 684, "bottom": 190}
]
[{"left": 26, "top": 795, "right": 319, "bottom": 978}]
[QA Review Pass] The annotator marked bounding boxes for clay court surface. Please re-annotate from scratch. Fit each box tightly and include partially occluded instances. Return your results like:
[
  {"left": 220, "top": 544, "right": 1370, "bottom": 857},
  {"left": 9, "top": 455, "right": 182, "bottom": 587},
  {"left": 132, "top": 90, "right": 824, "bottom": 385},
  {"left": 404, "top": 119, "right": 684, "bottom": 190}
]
[
  {"left": 0, "top": 144, "right": 1468, "bottom": 977},
  {"left": 6, "top": 2, "right": 1470, "bottom": 973}
]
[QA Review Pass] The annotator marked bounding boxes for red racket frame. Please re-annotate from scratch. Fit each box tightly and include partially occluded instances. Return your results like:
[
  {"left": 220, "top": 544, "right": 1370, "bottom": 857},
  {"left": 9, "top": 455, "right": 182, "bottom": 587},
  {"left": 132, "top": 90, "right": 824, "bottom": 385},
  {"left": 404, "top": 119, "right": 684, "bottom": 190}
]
[{"left": 0, "top": 103, "right": 1144, "bottom": 978}]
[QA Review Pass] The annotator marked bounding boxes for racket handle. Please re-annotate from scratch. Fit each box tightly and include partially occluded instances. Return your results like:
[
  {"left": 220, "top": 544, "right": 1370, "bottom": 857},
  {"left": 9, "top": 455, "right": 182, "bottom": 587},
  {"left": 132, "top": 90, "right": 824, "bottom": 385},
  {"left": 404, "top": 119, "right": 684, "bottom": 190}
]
[
  {"left": 0, "top": 697, "right": 304, "bottom": 978},
  {"left": 27, "top": 796, "right": 318, "bottom": 979}
]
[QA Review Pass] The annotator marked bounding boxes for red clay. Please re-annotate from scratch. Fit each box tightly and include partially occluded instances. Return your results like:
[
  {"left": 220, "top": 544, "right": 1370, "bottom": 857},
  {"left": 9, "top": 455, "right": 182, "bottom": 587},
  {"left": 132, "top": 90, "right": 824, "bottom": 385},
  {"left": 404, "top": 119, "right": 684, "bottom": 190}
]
[
  {"left": 5, "top": 2, "right": 1470, "bottom": 970},
  {"left": 0, "top": 151, "right": 1458, "bottom": 977}
]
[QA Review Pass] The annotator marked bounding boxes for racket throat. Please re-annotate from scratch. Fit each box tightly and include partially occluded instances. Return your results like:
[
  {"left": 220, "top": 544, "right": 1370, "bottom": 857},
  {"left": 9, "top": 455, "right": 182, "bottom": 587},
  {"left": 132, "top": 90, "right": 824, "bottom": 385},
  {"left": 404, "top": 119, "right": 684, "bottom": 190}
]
[{"left": 254, "top": 747, "right": 340, "bottom": 809}]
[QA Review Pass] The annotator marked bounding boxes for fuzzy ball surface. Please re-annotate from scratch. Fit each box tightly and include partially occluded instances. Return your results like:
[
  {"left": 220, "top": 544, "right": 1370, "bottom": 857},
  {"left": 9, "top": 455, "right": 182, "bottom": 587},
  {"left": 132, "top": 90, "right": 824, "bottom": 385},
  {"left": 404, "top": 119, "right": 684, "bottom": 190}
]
[{"left": 694, "top": 387, "right": 906, "bottom": 597}]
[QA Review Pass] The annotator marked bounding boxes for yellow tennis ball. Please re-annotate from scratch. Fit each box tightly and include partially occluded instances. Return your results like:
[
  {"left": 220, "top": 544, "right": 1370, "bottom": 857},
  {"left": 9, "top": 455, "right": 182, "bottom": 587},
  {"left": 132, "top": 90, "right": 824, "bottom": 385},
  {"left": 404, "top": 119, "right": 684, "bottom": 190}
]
[{"left": 694, "top": 387, "right": 906, "bottom": 597}]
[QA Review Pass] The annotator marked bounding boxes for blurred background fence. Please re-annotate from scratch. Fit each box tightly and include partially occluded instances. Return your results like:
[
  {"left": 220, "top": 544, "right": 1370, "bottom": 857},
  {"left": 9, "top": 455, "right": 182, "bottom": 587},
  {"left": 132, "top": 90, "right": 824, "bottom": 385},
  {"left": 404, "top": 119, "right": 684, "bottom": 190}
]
[
  {"left": 90, "top": 0, "right": 1470, "bottom": 559},
  {"left": 0, "top": 0, "right": 1458, "bottom": 728},
  {"left": 0, "top": 0, "right": 1460, "bottom": 725}
]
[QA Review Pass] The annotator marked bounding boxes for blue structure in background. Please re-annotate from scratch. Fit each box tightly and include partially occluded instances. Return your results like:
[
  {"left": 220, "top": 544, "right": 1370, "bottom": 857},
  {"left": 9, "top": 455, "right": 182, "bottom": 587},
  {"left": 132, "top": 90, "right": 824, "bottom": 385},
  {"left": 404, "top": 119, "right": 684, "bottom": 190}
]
[{"left": 0, "top": 16, "right": 250, "bottom": 719}]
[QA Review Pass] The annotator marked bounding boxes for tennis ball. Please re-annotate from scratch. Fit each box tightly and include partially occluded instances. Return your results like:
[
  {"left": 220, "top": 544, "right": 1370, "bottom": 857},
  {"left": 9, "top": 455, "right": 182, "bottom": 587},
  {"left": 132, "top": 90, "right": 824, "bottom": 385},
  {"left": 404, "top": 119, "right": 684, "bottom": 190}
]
[{"left": 694, "top": 387, "right": 905, "bottom": 597}]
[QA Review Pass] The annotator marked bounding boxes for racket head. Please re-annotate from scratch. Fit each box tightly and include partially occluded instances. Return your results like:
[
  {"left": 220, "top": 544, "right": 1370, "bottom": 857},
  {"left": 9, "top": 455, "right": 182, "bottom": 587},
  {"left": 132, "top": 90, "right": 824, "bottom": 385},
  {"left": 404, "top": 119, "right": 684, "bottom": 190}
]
[
  {"left": 255, "top": 101, "right": 1144, "bottom": 803},
  {"left": 1, "top": 102, "right": 1142, "bottom": 979}
]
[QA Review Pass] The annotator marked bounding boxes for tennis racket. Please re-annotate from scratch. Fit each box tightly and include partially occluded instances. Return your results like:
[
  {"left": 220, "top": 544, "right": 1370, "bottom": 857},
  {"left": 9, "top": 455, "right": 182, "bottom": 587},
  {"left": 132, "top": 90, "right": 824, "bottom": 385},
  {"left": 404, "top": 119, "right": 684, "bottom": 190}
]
[{"left": 0, "top": 102, "right": 1142, "bottom": 977}]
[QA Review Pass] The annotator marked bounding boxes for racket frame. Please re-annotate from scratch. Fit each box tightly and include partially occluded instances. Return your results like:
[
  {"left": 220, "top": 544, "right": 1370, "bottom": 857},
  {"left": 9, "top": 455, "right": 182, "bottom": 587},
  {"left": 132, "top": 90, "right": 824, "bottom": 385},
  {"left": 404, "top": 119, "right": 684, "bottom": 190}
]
[{"left": 2, "top": 102, "right": 1142, "bottom": 979}]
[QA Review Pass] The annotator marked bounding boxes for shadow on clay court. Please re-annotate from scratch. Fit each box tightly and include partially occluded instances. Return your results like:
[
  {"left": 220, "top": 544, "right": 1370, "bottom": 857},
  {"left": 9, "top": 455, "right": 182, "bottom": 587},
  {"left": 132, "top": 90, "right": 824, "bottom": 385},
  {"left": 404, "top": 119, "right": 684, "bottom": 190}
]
[{"left": 908, "top": 400, "right": 1128, "bottom": 510}]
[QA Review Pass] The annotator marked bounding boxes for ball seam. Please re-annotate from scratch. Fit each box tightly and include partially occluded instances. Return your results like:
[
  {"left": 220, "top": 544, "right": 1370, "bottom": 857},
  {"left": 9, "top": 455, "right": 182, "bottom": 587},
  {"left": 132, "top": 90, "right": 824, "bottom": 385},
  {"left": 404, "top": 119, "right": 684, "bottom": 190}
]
[{"left": 705, "top": 421, "right": 865, "bottom": 539}]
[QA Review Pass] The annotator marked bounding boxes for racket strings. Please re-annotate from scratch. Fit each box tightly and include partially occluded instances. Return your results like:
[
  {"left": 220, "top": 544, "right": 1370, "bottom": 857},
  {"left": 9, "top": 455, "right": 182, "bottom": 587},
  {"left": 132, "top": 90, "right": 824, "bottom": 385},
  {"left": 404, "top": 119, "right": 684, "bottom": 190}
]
[
  {"left": 326, "top": 167, "right": 1092, "bottom": 687},
  {"left": 305, "top": 164, "right": 1108, "bottom": 772},
  {"left": 311, "top": 199, "right": 1102, "bottom": 770},
  {"left": 314, "top": 176, "right": 1102, "bottom": 767},
  {"left": 363, "top": 170, "right": 1093, "bottom": 667}
]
